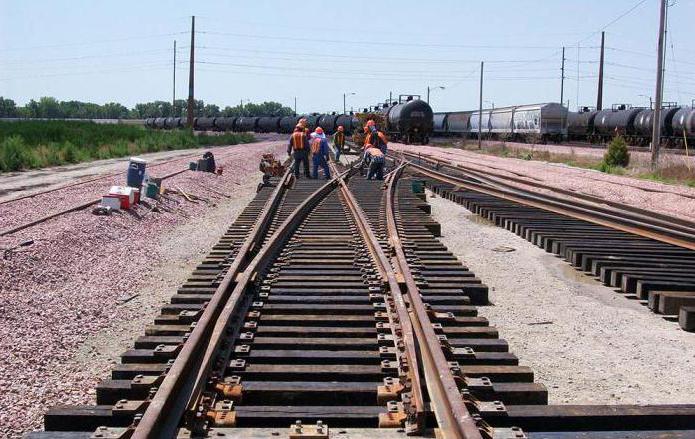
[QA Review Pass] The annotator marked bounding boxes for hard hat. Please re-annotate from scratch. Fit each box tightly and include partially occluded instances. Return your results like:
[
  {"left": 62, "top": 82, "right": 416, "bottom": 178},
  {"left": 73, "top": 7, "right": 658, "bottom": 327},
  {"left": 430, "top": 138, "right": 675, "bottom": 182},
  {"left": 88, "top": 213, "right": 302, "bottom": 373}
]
[
  {"left": 366, "top": 120, "right": 376, "bottom": 127},
  {"left": 315, "top": 127, "right": 324, "bottom": 134},
  {"left": 337, "top": 125, "right": 344, "bottom": 132}
]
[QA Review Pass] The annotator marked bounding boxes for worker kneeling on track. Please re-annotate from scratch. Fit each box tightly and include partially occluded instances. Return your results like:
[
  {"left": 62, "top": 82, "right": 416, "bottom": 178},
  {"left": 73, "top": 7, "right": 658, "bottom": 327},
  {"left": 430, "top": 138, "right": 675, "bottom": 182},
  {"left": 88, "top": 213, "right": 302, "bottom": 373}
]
[
  {"left": 310, "top": 127, "right": 331, "bottom": 180},
  {"left": 288, "top": 125, "right": 311, "bottom": 178},
  {"left": 365, "top": 144, "right": 385, "bottom": 180}
]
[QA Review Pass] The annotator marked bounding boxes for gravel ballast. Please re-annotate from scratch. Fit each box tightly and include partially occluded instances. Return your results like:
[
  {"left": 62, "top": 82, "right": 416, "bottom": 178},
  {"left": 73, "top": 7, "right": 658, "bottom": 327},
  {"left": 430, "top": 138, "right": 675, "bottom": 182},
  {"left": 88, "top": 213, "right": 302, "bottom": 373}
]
[
  {"left": 0, "top": 140, "right": 285, "bottom": 438},
  {"left": 427, "top": 190, "right": 695, "bottom": 404}
]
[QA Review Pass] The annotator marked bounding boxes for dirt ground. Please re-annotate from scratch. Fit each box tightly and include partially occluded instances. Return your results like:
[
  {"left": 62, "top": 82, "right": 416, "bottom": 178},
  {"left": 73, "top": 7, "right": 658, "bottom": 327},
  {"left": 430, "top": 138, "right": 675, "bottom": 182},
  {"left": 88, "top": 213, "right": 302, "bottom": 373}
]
[{"left": 427, "top": 190, "right": 695, "bottom": 404}]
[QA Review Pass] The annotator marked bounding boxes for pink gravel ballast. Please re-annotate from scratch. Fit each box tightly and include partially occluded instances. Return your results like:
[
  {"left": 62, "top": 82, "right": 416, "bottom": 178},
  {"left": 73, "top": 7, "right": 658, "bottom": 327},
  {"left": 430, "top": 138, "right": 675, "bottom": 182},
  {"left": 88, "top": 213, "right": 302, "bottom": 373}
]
[{"left": 0, "top": 141, "right": 285, "bottom": 438}]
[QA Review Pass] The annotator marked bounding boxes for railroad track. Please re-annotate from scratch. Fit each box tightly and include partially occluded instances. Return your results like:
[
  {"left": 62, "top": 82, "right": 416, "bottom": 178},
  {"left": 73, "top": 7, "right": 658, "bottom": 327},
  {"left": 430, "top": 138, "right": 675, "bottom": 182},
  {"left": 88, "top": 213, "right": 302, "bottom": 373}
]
[
  {"left": 394, "top": 150, "right": 695, "bottom": 332},
  {"left": 27, "top": 155, "right": 695, "bottom": 438}
]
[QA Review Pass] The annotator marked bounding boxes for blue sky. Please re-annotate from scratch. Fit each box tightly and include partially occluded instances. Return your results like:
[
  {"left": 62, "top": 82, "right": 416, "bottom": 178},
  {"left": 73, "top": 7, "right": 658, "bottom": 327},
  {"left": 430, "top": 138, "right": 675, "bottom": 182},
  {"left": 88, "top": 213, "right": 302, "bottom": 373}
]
[{"left": 1, "top": 0, "right": 694, "bottom": 113}]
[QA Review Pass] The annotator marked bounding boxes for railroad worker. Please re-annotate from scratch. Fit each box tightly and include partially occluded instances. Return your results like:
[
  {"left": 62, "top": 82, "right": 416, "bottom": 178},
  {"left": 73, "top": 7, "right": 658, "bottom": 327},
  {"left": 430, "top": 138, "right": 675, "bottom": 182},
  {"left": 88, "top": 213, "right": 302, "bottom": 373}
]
[
  {"left": 363, "top": 121, "right": 388, "bottom": 155},
  {"left": 333, "top": 125, "right": 346, "bottom": 162},
  {"left": 310, "top": 127, "right": 331, "bottom": 179},
  {"left": 365, "top": 145, "right": 385, "bottom": 180},
  {"left": 288, "top": 125, "right": 310, "bottom": 178},
  {"left": 299, "top": 117, "right": 311, "bottom": 138}
]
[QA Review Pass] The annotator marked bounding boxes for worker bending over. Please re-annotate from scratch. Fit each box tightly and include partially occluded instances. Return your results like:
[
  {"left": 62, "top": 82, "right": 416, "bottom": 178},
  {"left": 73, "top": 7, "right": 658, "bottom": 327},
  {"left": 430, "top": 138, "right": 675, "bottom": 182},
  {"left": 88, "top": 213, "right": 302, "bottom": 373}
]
[
  {"left": 333, "top": 125, "right": 346, "bottom": 162},
  {"left": 310, "top": 127, "right": 331, "bottom": 179},
  {"left": 364, "top": 120, "right": 388, "bottom": 154},
  {"left": 288, "top": 125, "right": 310, "bottom": 178},
  {"left": 365, "top": 144, "right": 385, "bottom": 180}
]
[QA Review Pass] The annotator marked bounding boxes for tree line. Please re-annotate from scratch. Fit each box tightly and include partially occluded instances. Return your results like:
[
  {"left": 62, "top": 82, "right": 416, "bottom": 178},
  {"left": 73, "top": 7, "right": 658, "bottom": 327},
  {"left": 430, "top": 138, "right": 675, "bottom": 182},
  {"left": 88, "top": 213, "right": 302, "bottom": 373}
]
[{"left": 0, "top": 97, "right": 295, "bottom": 119}]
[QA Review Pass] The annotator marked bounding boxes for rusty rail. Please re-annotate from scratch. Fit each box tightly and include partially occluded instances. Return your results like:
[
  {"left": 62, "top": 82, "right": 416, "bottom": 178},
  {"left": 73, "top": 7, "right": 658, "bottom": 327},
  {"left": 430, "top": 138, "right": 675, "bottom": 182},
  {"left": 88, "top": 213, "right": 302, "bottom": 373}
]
[
  {"left": 132, "top": 167, "right": 293, "bottom": 438},
  {"left": 384, "top": 164, "right": 482, "bottom": 439},
  {"left": 330, "top": 161, "right": 426, "bottom": 433},
  {"left": 401, "top": 157, "right": 695, "bottom": 251}
]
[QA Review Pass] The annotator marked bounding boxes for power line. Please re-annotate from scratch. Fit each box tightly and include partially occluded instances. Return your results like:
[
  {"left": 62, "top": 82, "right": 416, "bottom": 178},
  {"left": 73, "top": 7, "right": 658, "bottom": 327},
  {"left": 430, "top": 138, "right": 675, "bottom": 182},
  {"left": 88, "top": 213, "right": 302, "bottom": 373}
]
[
  {"left": 0, "top": 32, "right": 188, "bottom": 52},
  {"left": 199, "top": 30, "right": 567, "bottom": 50}
]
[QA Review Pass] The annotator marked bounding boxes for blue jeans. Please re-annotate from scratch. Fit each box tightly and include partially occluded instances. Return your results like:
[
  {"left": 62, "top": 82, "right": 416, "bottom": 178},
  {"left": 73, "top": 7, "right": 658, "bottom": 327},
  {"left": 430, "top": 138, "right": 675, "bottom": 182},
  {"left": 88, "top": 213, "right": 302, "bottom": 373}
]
[
  {"left": 334, "top": 145, "right": 342, "bottom": 161},
  {"left": 367, "top": 156, "right": 384, "bottom": 180},
  {"left": 312, "top": 155, "right": 331, "bottom": 179}
]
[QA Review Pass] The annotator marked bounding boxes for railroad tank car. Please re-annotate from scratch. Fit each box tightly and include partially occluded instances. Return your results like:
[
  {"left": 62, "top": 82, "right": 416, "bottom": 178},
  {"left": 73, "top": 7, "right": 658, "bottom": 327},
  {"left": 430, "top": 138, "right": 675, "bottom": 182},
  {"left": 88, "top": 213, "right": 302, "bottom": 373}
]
[
  {"left": 175, "top": 117, "right": 185, "bottom": 128},
  {"left": 163, "top": 117, "right": 177, "bottom": 129},
  {"left": 300, "top": 114, "right": 321, "bottom": 132},
  {"left": 279, "top": 116, "right": 301, "bottom": 133},
  {"left": 318, "top": 114, "right": 340, "bottom": 135},
  {"left": 335, "top": 114, "right": 360, "bottom": 134},
  {"left": 446, "top": 111, "right": 472, "bottom": 136},
  {"left": 214, "top": 117, "right": 237, "bottom": 131},
  {"left": 671, "top": 107, "right": 695, "bottom": 141},
  {"left": 593, "top": 106, "right": 643, "bottom": 140},
  {"left": 384, "top": 98, "right": 433, "bottom": 144},
  {"left": 235, "top": 116, "right": 260, "bottom": 132},
  {"left": 567, "top": 109, "right": 598, "bottom": 139},
  {"left": 513, "top": 103, "right": 568, "bottom": 142},
  {"left": 144, "top": 118, "right": 154, "bottom": 128},
  {"left": 433, "top": 113, "right": 448, "bottom": 136},
  {"left": 257, "top": 116, "right": 282, "bottom": 133},
  {"left": 194, "top": 117, "right": 217, "bottom": 131},
  {"left": 154, "top": 117, "right": 167, "bottom": 129},
  {"left": 632, "top": 107, "right": 679, "bottom": 145}
]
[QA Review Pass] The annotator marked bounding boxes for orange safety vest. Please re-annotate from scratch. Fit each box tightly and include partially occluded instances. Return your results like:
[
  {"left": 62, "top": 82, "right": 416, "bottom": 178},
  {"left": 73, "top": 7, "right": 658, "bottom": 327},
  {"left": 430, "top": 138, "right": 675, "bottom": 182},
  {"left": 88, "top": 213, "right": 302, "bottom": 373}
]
[
  {"left": 291, "top": 132, "right": 306, "bottom": 150},
  {"left": 310, "top": 137, "right": 323, "bottom": 154}
]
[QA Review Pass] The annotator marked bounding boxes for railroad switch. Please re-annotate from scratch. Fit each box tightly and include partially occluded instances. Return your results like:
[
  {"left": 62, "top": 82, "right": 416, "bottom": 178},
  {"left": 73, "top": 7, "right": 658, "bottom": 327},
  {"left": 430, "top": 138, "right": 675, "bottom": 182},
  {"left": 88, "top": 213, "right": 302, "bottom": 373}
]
[
  {"left": 289, "top": 420, "right": 329, "bottom": 438},
  {"left": 90, "top": 426, "right": 129, "bottom": 439}
]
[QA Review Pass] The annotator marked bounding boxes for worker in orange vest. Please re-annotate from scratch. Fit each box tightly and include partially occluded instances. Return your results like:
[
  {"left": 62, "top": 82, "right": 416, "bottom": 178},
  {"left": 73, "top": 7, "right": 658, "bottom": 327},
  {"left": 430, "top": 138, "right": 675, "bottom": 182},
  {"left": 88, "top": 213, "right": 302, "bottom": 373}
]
[
  {"left": 287, "top": 125, "right": 310, "bottom": 178},
  {"left": 310, "top": 127, "right": 331, "bottom": 179}
]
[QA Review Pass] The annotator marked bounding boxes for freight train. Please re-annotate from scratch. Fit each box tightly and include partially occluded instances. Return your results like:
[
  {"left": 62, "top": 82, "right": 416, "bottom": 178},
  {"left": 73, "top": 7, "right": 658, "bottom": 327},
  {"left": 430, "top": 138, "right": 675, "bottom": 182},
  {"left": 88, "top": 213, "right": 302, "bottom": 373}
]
[
  {"left": 144, "top": 97, "right": 435, "bottom": 145},
  {"left": 567, "top": 104, "right": 695, "bottom": 147},
  {"left": 433, "top": 102, "right": 695, "bottom": 147},
  {"left": 433, "top": 103, "right": 568, "bottom": 143}
]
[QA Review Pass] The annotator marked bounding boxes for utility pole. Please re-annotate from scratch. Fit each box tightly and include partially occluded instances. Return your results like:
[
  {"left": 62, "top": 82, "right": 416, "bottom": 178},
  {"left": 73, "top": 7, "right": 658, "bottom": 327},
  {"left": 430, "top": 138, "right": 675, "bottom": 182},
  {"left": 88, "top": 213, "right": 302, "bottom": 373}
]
[
  {"left": 427, "top": 86, "right": 430, "bottom": 104},
  {"left": 186, "top": 16, "right": 195, "bottom": 129},
  {"left": 596, "top": 31, "right": 605, "bottom": 111},
  {"left": 576, "top": 42, "right": 580, "bottom": 111},
  {"left": 560, "top": 47, "right": 566, "bottom": 106},
  {"left": 389, "top": 91, "right": 392, "bottom": 105},
  {"left": 478, "top": 61, "right": 484, "bottom": 149},
  {"left": 172, "top": 40, "right": 176, "bottom": 116},
  {"left": 343, "top": 93, "right": 346, "bottom": 114},
  {"left": 294, "top": 97, "right": 297, "bottom": 116},
  {"left": 240, "top": 99, "right": 244, "bottom": 116},
  {"left": 651, "top": 0, "right": 667, "bottom": 169}
]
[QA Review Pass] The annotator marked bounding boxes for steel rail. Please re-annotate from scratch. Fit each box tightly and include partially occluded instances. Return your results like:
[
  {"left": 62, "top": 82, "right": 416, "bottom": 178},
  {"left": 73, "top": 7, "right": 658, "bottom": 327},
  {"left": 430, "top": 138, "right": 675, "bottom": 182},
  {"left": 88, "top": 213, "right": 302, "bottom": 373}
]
[
  {"left": 180, "top": 168, "right": 358, "bottom": 425},
  {"left": 329, "top": 161, "right": 426, "bottom": 433},
  {"left": 385, "top": 164, "right": 483, "bottom": 439},
  {"left": 397, "top": 150, "right": 695, "bottom": 234},
  {"left": 132, "top": 167, "right": 293, "bottom": 439},
  {"left": 404, "top": 159, "right": 695, "bottom": 251}
]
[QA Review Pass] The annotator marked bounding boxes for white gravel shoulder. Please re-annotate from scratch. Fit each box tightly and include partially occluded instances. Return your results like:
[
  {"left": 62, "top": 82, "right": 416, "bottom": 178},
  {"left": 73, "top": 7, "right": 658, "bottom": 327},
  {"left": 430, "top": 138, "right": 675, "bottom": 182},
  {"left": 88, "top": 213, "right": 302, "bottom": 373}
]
[{"left": 427, "top": 190, "right": 695, "bottom": 405}]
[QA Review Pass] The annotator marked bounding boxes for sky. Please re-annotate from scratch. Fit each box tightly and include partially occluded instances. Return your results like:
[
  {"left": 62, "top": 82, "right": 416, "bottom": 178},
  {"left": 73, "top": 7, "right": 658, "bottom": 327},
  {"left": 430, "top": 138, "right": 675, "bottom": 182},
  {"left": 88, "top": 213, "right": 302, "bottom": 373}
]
[{"left": 1, "top": 0, "right": 694, "bottom": 114}]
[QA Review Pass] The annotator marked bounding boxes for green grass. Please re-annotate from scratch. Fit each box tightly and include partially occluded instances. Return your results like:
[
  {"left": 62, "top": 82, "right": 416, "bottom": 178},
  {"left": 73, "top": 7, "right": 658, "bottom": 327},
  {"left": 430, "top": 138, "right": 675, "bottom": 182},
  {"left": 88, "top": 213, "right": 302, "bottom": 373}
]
[{"left": 0, "top": 121, "right": 254, "bottom": 172}]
